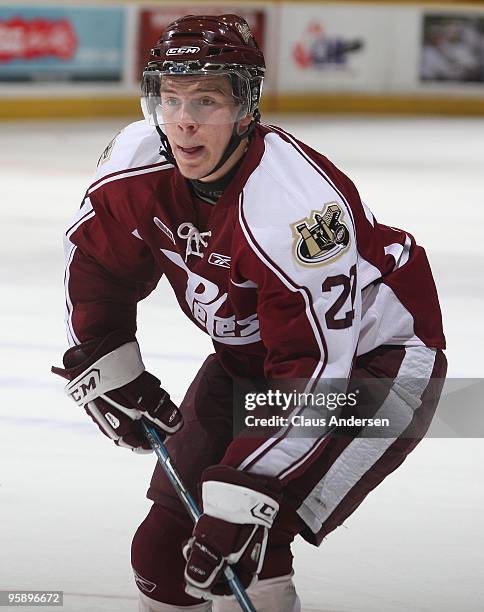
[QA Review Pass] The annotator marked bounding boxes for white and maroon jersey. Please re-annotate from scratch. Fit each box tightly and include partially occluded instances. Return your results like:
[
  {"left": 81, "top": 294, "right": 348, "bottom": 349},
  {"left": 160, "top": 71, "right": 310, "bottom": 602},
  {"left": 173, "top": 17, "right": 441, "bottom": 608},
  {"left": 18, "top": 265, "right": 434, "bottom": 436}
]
[
  {"left": 64, "top": 120, "right": 445, "bottom": 531},
  {"left": 65, "top": 120, "right": 444, "bottom": 367}
]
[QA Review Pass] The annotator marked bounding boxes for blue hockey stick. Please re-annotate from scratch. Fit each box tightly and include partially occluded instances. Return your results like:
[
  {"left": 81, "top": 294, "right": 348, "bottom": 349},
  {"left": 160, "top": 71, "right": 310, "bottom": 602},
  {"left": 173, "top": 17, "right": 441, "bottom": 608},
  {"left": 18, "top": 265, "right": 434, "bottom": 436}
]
[{"left": 140, "top": 419, "right": 256, "bottom": 612}]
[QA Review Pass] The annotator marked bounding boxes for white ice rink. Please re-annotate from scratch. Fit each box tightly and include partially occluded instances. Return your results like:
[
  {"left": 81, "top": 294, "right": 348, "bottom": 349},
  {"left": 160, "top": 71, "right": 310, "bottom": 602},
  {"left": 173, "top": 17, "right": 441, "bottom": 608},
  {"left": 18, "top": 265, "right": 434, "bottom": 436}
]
[{"left": 1, "top": 115, "right": 483, "bottom": 611}]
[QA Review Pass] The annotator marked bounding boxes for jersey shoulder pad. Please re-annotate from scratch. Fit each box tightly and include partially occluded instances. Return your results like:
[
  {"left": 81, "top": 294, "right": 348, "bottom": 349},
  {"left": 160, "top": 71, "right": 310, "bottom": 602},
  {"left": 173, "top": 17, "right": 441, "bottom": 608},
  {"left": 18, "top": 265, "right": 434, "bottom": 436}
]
[
  {"left": 93, "top": 120, "right": 166, "bottom": 183},
  {"left": 241, "top": 128, "right": 356, "bottom": 279},
  {"left": 246, "top": 129, "right": 354, "bottom": 225}
]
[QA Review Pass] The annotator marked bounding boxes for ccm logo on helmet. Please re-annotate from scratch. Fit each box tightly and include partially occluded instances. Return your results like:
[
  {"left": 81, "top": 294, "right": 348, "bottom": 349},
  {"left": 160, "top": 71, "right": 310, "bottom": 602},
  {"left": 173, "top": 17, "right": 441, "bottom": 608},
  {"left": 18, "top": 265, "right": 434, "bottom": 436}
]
[
  {"left": 250, "top": 502, "right": 278, "bottom": 525},
  {"left": 166, "top": 46, "right": 201, "bottom": 55},
  {"left": 68, "top": 368, "right": 101, "bottom": 405}
]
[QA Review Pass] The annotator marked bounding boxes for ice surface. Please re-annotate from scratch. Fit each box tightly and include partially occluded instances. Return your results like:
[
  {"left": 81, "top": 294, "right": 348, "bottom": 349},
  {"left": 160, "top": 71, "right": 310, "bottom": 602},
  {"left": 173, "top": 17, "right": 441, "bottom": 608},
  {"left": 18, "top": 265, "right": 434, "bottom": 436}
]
[{"left": 1, "top": 116, "right": 483, "bottom": 611}]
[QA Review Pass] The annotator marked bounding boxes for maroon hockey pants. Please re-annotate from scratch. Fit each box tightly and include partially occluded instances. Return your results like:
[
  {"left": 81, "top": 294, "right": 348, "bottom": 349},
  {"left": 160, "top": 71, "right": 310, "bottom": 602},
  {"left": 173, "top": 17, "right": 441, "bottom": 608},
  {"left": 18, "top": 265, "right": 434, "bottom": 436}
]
[{"left": 131, "top": 346, "right": 447, "bottom": 606}]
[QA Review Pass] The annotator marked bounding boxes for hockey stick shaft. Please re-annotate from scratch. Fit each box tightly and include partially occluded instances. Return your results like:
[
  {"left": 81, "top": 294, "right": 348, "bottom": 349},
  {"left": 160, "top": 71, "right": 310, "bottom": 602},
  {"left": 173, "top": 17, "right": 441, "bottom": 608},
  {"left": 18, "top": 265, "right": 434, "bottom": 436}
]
[{"left": 140, "top": 419, "right": 256, "bottom": 612}]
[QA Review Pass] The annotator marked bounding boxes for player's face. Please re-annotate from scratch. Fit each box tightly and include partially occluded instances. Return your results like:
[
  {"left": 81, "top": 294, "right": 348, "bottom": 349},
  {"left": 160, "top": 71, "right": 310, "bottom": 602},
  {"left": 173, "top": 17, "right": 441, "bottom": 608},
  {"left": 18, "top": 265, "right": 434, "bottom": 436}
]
[{"left": 161, "top": 76, "right": 251, "bottom": 180}]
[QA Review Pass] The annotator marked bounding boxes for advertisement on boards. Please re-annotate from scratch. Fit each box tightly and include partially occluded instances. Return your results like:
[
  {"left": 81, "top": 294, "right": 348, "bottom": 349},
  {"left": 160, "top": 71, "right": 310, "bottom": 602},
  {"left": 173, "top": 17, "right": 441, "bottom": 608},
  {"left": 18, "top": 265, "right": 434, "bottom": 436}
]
[
  {"left": 277, "top": 3, "right": 390, "bottom": 93},
  {"left": 420, "top": 13, "right": 484, "bottom": 83},
  {"left": 0, "top": 6, "right": 125, "bottom": 82},
  {"left": 136, "top": 6, "right": 266, "bottom": 80}
]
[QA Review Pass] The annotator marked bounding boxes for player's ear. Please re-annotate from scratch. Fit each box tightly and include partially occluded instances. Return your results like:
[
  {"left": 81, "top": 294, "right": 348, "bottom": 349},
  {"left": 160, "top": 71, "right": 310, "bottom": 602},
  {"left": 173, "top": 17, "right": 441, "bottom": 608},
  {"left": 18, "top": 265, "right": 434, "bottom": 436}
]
[{"left": 238, "top": 114, "right": 253, "bottom": 131}]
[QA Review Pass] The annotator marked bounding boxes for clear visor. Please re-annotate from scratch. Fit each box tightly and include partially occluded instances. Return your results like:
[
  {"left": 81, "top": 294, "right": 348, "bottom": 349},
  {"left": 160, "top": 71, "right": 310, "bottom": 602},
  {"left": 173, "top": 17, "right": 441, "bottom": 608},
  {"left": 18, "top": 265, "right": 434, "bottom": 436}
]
[{"left": 141, "top": 70, "right": 251, "bottom": 127}]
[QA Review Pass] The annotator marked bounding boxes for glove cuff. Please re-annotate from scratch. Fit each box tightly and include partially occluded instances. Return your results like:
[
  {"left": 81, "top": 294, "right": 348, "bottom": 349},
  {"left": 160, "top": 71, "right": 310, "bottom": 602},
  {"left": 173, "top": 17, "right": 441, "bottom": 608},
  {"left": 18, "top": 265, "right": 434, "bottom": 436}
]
[
  {"left": 201, "top": 466, "right": 280, "bottom": 528},
  {"left": 64, "top": 341, "right": 145, "bottom": 406}
]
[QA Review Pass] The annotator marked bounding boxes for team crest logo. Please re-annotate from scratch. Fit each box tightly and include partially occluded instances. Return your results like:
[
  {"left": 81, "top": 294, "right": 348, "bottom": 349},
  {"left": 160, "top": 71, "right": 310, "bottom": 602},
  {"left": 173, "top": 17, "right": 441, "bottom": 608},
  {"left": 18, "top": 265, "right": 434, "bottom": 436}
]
[
  {"left": 292, "top": 202, "right": 350, "bottom": 265},
  {"left": 177, "top": 222, "right": 211, "bottom": 261}
]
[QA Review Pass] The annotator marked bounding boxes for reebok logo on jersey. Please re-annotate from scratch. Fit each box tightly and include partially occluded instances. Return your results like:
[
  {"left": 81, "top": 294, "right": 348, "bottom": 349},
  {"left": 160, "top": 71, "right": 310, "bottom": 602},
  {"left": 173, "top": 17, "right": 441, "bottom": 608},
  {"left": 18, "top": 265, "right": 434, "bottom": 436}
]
[
  {"left": 291, "top": 202, "right": 350, "bottom": 266},
  {"left": 208, "top": 252, "right": 231, "bottom": 268}
]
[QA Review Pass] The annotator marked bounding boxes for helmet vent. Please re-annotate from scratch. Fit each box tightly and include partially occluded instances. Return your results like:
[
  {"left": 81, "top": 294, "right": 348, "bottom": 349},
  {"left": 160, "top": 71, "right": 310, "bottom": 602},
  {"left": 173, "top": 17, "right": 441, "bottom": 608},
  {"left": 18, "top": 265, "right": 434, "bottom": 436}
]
[{"left": 172, "top": 31, "right": 203, "bottom": 39}]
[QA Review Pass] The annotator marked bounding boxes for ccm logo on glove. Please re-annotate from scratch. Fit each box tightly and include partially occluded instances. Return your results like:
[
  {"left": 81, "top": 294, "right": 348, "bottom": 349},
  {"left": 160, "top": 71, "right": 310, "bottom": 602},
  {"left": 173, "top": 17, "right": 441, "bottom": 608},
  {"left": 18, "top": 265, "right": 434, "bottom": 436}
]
[{"left": 67, "top": 368, "right": 101, "bottom": 403}]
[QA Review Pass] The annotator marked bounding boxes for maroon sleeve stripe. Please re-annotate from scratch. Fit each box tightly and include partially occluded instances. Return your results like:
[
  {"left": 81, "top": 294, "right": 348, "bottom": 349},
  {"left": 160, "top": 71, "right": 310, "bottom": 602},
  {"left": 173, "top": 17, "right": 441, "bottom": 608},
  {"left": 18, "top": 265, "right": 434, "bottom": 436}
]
[{"left": 88, "top": 160, "right": 173, "bottom": 193}]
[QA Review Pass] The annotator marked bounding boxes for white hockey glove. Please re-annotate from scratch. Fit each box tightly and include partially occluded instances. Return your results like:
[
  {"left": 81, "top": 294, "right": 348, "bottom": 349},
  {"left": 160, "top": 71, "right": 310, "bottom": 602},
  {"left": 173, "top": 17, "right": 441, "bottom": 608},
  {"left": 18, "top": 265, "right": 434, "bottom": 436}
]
[
  {"left": 183, "top": 465, "right": 281, "bottom": 600},
  {"left": 52, "top": 330, "right": 182, "bottom": 452}
]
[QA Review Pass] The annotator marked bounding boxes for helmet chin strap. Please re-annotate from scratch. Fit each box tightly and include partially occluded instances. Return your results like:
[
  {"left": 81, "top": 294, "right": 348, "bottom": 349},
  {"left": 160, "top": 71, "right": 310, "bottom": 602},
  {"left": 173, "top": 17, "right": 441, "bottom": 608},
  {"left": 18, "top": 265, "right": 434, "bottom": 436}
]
[
  {"left": 156, "top": 111, "right": 259, "bottom": 180},
  {"left": 156, "top": 125, "right": 176, "bottom": 165}
]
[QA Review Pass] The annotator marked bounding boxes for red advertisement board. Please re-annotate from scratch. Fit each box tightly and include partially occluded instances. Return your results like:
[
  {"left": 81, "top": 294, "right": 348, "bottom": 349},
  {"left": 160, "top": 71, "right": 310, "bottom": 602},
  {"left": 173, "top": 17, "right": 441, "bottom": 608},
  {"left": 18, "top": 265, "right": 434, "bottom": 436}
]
[
  {"left": 136, "top": 6, "right": 266, "bottom": 78},
  {"left": 0, "top": 17, "right": 77, "bottom": 63},
  {"left": 0, "top": 6, "right": 124, "bottom": 83}
]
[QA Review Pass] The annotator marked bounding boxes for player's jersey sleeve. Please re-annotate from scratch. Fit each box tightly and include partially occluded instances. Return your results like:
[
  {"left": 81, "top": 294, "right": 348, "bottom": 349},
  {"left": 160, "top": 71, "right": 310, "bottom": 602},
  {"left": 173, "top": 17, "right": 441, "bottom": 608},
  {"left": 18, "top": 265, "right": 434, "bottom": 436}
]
[
  {"left": 64, "top": 122, "right": 164, "bottom": 345},
  {"left": 235, "top": 130, "right": 360, "bottom": 382}
]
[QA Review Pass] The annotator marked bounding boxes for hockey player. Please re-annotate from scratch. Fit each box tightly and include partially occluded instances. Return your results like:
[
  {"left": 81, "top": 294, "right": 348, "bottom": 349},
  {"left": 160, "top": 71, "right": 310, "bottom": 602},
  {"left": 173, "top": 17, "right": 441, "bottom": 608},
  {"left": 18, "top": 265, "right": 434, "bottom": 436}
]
[{"left": 53, "top": 14, "right": 447, "bottom": 612}]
